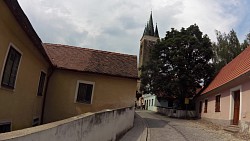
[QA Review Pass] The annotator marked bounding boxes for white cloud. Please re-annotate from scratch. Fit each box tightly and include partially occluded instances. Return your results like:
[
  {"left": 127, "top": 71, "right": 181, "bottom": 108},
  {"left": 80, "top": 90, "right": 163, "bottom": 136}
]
[{"left": 18, "top": 0, "right": 249, "bottom": 56}]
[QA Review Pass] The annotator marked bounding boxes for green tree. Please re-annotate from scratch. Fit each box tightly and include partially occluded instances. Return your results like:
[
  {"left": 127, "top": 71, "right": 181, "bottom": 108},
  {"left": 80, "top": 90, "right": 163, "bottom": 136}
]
[
  {"left": 212, "top": 29, "right": 247, "bottom": 72},
  {"left": 241, "top": 32, "right": 250, "bottom": 49},
  {"left": 140, "top": 24, "right": 215, "bottom": 109}
]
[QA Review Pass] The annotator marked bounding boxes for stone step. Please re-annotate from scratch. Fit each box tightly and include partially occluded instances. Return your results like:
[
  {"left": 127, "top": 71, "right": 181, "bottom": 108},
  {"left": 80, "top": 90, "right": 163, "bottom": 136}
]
[{"left": 224, "top": 125, "right": 240, "bottom": 133}]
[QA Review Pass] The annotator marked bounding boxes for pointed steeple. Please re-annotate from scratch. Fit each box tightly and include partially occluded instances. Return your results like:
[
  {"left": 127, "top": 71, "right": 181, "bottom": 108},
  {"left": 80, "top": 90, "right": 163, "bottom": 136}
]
[
  {"left": 154, "top": 23, "right": 159, "bottom": 38},
  {"left": 142, "top": 11, "right": 159, "bottom": 38},
  {"left": 148, "top": 11, "right": 154, "bottom": 36},
  {"left": 143, "top": 25, "right": 147, "bottom": 35},
  {"left": 143, "top": 23, "right": 149, "bottom": 35}
]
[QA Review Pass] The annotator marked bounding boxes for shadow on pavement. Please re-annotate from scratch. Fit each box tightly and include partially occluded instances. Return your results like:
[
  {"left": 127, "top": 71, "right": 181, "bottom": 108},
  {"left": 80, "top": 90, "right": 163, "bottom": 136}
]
[
  {"left": 143, "top": 117, "right": 168, "bottom": 128},
  {"left": 119, "top": 113, "right": 146, "bottom": 141}
]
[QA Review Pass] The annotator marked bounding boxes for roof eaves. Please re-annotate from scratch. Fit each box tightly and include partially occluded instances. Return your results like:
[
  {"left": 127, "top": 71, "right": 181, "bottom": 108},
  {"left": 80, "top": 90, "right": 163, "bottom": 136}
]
[
  {"left": 58, "top": 68, "right": 139, "bottom": 80},
  {"left": 4, "top": 0, "right": 52, "bottom": 65},
  {"left": 202, "top": 70, "right": 250, "bottom": 95}
]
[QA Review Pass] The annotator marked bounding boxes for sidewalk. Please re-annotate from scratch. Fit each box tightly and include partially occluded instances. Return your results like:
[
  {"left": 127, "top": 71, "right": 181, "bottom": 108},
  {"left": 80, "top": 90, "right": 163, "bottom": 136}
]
[{"left": 119, "top": 111, "right": 148, "bottom": 141}]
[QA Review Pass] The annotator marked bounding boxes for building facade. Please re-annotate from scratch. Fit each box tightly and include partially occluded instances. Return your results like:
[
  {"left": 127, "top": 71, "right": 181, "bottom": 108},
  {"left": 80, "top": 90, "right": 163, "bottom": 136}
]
[
  {"left": 197, "top": 46, "right": 250, "bottom": 132},
  {"left": 0, "top": 0, "right": 51, "bottom": 132},
  {"left": 142, "top": 94, "right": 170, "bottom": 111},
  {"left": 43, "top": 44, "right": 138, "bottom": 123}
]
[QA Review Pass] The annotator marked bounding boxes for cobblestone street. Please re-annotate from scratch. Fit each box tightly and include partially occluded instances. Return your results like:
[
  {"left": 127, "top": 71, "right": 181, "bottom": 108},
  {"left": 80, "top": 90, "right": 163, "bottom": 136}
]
[{"left": 137, "top": 111, "right": 245, "bottom": 141}]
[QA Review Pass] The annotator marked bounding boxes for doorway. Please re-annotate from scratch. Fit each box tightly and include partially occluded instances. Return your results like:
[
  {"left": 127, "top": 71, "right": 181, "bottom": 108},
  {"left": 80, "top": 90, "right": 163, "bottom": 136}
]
[{"left": 232, "top": 90, "right": 240, "bottom": 125}]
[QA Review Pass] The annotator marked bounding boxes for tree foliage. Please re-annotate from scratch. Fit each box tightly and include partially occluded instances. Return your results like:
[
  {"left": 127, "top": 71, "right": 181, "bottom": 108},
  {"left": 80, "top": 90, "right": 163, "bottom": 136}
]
[
  {"left": 212, "top": 30, "right": 248, "bottom": 72},
  {"left": 140, "top": 24, "right": 215, "bottom": 108},
  {"left": 241, "top": 32, "right": 250, "bottom": 51}
]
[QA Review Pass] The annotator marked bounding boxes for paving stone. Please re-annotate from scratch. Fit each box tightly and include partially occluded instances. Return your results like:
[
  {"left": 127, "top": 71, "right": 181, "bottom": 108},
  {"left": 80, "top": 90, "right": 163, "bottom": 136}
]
[{"left": 137, "top": 111, "right": 245, "bottom": 141}]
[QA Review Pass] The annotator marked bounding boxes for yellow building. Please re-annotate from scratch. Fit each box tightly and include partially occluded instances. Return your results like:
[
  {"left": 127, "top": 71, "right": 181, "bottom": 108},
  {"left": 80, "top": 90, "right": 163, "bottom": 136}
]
[
  {"left": 0, "top": 0, "right": 51, "bottom": 132},
  {"left": 43, "top": 43, "right": 138, "bottom": 123}
]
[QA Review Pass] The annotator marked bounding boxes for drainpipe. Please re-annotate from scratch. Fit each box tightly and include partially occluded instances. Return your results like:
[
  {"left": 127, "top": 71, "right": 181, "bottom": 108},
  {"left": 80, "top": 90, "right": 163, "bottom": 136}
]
[{"left": 41, "top": 66, "right": 54, "bottom": 124}]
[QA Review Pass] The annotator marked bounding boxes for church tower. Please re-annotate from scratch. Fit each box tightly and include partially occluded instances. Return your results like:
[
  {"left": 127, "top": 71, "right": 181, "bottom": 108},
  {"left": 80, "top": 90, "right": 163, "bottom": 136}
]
[
  {"left": 139, "top": 12, "right": 159, "bottom": 75},
  {"left": 139, "top": 12, "right": 159, "bottom": 76},
  {"left": 138, "top": 12, "right": 159, "bottom": 94}
]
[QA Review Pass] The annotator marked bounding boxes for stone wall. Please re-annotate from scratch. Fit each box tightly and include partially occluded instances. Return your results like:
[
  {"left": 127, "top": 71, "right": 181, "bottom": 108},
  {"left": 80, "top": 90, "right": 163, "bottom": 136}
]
[
  {"left": 0, "top": 107, "right": 134, "bottom": 141},
  {"left": 157, "top": 107, "right": 196, "bottom": 118}
]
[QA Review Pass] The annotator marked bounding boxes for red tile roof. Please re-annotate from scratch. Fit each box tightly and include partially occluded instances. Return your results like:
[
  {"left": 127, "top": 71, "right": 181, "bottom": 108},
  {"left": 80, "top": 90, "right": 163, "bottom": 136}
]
[
  {"left": 43, "top": 43, "right": 138, "bottom": 79},
  {"left": 202, "top": 46, "right": 250, "bottom": 94}
]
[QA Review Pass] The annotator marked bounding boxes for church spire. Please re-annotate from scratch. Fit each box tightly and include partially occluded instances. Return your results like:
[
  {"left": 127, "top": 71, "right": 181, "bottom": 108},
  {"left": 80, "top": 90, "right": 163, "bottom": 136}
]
[
  {"left": 154, "top": 23, "right": 159, "bottom": 38},
  {"left": 148, "top": 11, "right": 154, "bottom": 36},
  {"left": 143, "top": 23, "right": 149, "bottom": 35},
  {"left": 142, "top": 11, "right": 159, "bottom": 37}
]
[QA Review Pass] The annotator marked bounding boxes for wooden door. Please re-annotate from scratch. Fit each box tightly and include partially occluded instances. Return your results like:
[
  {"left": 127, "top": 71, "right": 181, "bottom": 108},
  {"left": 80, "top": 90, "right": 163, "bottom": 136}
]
[{"left": 233, "top": 90, "right": 240, "bottom": 125}]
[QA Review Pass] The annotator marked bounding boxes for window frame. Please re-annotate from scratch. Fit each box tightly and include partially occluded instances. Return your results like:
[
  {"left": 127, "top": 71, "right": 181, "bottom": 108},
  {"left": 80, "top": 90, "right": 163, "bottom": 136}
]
[
  {"left": 204, "top": 99, "right": 208, "bottom": 113},
  {"left": 0, "top": 44, "right": 22, "bottom": 90},
  {"left": 0, "top": 121, "right": 12, "bottom": 133},
  {"left": 37, "top": 71, "right": 46, "bottom": 96},
  {"left": 215, "top": 94, "right": 221, "bottom": 112},
  {"left": 74, "top": 80, "right": 95, "bottom": 104}
]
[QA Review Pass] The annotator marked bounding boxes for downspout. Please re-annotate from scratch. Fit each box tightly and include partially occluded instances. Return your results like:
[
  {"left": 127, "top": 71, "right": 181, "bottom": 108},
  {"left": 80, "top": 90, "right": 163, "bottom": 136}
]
[{"left": 41, "top": 66, "right": 55, "bottom": 124}]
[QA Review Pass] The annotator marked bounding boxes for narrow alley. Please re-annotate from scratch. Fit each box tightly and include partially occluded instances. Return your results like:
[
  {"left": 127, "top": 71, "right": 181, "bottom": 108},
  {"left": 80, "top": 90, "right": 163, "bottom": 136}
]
[{"left": 121, "top": 111, "right": 245, "bottom": 141}]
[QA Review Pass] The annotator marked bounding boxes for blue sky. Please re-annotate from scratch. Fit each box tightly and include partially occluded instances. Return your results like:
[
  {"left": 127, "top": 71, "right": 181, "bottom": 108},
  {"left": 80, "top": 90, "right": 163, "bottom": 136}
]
[{"left": 18, "top": 0, "right": 250, "bottom": 56}]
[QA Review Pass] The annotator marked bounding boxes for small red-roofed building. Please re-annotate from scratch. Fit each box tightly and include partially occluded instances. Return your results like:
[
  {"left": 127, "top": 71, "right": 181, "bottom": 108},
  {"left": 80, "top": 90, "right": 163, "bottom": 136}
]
[
  {"left": 43, "top": 43, "right": 138, "bottom": 123},
  {"left": 196, "top": 46, "right": 250, "bottom": 132}
]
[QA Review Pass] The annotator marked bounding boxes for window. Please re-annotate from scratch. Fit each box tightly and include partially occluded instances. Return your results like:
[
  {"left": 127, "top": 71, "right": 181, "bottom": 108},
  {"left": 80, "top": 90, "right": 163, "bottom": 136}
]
[
  {"left": 152, "top": 99, "right": 153, "bottom": 106},
  {"left": 37, "top": 72, "right": 46, "bottom": 96},
  {"left": 1, "top": 47, "right": 21, "bottom": 89},
  {"left": 215, "top": 95, "right": 221, "bottom": 112},
  {"left": 32, "top": 118, "right": 40, "bottom": 126},
  {"left": 199, "top": 101, "right": 202, "bottom": 113},
  {"left": 76, "top": 81, "right": 94, "bottom": 104},
  {"left": 0, "top": 122, "right": 11, "bottom": 133},
  {"left": 204, "top": 99, "right": 208, "bottom": 113}
]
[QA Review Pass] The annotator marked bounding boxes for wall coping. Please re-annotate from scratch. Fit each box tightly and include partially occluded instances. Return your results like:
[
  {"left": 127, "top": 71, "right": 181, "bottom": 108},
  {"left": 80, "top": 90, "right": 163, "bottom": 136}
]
[{"left": 0, "top": 106, "right": 133, "bottom": 140}]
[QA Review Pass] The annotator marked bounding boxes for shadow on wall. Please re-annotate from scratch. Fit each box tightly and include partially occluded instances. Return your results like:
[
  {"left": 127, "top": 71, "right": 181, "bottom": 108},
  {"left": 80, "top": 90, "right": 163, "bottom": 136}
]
[{"left": 0, "top": 107, "right": 134, "bottom": 141}]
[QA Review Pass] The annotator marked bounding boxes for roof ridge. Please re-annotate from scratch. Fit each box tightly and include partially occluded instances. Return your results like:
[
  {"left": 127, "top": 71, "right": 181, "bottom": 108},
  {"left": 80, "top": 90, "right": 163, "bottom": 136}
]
[
  {"left": 43, "top": 43, "right": 137, "bottom": 58},
  {"left": 202, "top": 46, "right": 250, "bottom": 94},
  {"left": 220, "top": 46, "right": 250, "bottom": 70},
  {"left": 43, "top": 43, "right": 138, "bottom": 79}
]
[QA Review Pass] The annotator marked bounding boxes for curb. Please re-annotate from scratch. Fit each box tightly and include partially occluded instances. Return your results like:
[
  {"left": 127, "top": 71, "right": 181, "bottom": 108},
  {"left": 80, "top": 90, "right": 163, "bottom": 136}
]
[{"left": 136, "top": 112, "right": 150, "bottom": 141}]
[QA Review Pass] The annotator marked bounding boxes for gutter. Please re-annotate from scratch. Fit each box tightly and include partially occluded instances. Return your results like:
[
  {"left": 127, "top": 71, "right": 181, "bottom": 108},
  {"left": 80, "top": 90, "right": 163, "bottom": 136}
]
[{"left": 41, "top": 66, "right": 55, "bottom": 124}]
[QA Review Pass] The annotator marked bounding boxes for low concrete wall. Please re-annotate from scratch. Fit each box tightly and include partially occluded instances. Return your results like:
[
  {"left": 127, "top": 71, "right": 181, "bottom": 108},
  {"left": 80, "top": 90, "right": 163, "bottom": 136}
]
[
  {"left": 0, "top": 107, "right": 134, "bottom": 141},
  {"left": 157, "top": 107, "right": 196, "bottom": 118}
]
